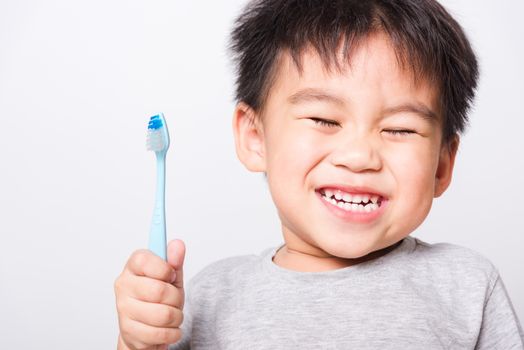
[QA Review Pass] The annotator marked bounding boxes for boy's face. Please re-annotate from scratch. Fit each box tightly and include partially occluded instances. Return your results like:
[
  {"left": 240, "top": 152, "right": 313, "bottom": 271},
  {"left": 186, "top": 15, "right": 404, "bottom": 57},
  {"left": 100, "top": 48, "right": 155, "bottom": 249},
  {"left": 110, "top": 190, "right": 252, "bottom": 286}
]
[{"left": 233, "top": 33, "right": 458, "bottom": 263}]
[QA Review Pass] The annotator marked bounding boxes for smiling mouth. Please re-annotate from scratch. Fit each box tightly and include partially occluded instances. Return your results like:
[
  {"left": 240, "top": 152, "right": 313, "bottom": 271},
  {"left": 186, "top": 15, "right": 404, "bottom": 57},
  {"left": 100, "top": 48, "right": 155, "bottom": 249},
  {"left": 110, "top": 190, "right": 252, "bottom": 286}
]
[{"left": 318, "top": 188, "right": 385, "bottom": 213}]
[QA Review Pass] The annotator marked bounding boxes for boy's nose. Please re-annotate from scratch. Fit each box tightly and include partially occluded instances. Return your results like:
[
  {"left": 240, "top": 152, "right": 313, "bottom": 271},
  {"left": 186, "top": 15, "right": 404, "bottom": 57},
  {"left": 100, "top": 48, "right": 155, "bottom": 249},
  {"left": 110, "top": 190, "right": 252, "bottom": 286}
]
[{"left": 329, "top": 134, "right": 382, "bottom": 173}]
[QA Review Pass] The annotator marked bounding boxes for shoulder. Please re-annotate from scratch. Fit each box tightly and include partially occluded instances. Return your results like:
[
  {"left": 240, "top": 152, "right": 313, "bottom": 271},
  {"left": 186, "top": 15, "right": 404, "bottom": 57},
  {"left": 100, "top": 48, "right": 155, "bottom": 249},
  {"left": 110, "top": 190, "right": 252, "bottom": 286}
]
[
  {"left": 410, "top": 237, "right": 496, "bottom": 271},
  {"left": 186, "top": 247, "right": 274, "bottom": 296},
  {"left": 406, "top": 236, "right": 499, "bottom": 289}
]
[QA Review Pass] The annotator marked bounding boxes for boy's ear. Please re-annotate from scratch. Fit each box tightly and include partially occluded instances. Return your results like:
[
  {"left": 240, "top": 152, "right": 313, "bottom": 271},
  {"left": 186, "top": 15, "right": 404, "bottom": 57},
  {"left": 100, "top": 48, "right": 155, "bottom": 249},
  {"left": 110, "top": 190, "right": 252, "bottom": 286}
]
[
  {"left": 434, "top": 135, "right": 460, "bottom": 198},
  {"left": 232, "top": 102, "right": 266, "bottom": 172}
]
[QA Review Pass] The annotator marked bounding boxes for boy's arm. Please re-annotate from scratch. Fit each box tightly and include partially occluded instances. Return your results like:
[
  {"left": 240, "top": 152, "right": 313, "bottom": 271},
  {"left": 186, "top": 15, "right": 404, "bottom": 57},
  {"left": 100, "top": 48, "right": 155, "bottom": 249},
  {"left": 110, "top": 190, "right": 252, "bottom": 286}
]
[{"left": 475, "top": 275, "right": 524, "bottom": 349}]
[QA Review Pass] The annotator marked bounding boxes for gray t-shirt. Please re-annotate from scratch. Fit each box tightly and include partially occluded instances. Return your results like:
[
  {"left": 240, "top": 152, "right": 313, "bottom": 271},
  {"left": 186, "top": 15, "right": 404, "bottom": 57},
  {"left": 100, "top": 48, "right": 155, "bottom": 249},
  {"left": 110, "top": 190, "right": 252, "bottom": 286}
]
[{"left": 170, "top": 236, "right": 523, "bottom": 349}]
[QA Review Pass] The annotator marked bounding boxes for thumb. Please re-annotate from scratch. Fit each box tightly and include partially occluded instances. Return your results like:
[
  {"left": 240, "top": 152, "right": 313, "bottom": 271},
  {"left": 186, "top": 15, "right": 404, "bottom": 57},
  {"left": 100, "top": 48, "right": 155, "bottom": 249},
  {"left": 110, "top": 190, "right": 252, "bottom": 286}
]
[{"left": 167, "top": 239, "right": 186, "bottom": 289}]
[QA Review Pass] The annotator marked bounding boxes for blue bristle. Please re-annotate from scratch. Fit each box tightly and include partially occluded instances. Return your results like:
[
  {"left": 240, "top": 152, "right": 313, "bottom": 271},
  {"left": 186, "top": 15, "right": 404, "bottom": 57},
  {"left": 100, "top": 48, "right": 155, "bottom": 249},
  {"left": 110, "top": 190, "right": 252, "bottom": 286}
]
[{"left": 148, "top": 115, "right": 163, "bottom": 130}]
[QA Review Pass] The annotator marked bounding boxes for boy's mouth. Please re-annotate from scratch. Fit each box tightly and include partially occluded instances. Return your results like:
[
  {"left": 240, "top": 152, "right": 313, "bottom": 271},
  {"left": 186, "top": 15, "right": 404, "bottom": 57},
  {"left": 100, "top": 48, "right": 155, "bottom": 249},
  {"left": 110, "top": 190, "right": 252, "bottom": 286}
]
[{"left": 317, "top": 187, "right": 385, "bottom": 213}]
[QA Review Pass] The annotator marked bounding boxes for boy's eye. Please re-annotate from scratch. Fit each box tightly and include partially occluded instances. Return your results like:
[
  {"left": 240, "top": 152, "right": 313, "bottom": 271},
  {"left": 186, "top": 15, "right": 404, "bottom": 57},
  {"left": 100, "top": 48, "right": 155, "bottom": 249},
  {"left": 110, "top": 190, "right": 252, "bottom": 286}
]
[
  {"left": 383, "top": 129, "right": 416, "bottom": 136},
  {"left": 309, "top": 117, "right": 340, "bottom": 128}
]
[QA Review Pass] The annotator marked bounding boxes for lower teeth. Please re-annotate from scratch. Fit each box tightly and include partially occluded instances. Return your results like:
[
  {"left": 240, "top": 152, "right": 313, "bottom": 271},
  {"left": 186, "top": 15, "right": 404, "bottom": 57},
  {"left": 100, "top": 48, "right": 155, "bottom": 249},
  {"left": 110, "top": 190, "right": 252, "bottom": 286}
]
[{"left": 322, "top": 195, "right": 379, "bottom": 213}]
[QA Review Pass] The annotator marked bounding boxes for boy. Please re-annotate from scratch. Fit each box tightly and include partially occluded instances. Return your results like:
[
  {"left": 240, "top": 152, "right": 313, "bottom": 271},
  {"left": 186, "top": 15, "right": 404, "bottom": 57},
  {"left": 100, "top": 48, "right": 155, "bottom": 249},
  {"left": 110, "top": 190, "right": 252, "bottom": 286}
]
[{"left": 115, "top": 0, "right": 524, "bottom": 349}]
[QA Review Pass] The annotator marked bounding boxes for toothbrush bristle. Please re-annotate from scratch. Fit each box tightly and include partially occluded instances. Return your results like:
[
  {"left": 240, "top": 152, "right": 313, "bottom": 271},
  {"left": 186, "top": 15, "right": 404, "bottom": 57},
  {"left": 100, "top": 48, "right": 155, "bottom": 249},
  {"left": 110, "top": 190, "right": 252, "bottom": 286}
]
[
  {"left": 146, "top": 130, "right": 166, "bottom": 151},
  {"left": 148, "top": 115, "right": 163, "bottom": 130},
  {"left": 146, "top": 114, "right": 169, "bottom": 151}
]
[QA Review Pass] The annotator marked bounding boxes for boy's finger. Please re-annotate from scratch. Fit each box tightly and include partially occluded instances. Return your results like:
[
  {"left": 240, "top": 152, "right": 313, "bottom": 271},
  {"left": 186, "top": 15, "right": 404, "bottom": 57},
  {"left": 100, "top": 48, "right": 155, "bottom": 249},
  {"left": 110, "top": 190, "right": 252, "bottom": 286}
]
[
  {"left": 128, "top": 275, "right": 184, "bottom": 307},
  {"left": 167, "top": 239, "right": 186, "bottom": 289},
  {"left": 121, "top": 317, "right": 182, "bottom": 347},
  {"left": 125, "top": 297, "right": 184, "bottom": 328},
  {"left": 126, "top": 249, "right": 174, "bottom": 283}
]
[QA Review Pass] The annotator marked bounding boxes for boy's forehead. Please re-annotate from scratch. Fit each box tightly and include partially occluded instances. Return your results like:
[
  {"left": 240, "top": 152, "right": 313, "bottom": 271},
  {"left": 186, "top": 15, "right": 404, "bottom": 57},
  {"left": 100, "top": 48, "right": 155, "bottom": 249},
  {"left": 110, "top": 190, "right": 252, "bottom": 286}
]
[{"left": 269, "top": 34, "right": 440, "bottom": 115}]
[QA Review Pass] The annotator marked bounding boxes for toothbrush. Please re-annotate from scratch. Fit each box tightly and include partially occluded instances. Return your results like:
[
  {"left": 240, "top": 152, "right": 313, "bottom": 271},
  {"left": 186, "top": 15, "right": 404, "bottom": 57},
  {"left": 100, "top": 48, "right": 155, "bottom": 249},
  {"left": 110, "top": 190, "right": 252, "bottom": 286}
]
[{"left": 146, "top": 113, "right": 170, "bottom": 260}]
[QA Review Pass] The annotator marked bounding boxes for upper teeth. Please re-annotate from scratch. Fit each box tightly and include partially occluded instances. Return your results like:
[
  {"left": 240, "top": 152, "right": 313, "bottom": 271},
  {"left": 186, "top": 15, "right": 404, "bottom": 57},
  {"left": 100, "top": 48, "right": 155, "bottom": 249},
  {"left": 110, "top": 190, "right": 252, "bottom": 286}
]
[{"left": 324, "top": 189, "right": 379, "bottom": 204}]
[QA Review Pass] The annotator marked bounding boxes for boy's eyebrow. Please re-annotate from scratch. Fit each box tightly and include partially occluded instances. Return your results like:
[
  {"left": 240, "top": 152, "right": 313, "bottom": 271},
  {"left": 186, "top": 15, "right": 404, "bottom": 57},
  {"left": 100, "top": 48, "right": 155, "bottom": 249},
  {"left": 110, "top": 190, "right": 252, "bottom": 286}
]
[
  {"left": 383, "top": 104, "right": 438, "bottom": 122},
  {"left": 288, "top": 88, "right": 437, "bottom": 121},
  {"left": 288, "top": 88, "right": 346, "bottom": 107}
]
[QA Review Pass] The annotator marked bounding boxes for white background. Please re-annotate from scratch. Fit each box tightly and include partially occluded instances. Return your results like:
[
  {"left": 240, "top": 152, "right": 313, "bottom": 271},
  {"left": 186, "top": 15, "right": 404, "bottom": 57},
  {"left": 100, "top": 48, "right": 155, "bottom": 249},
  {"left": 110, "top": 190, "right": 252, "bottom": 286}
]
[{"left": 0, "top": 0, "right": 522, "bottom": 348}]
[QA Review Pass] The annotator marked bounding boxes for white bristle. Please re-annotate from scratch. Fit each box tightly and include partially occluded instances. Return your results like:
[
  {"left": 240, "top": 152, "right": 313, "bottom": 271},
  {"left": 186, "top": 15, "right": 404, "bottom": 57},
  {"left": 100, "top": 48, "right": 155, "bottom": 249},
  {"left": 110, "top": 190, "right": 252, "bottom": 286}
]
[{"left": 146, "top": 130, "right": 166, "bottom": 151}]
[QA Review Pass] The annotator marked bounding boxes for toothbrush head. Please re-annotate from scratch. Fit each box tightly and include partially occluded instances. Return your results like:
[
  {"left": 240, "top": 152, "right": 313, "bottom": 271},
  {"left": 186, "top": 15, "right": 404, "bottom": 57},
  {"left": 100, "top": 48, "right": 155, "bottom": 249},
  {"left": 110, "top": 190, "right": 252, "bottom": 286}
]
[{"left": 146, "top": 113, "right": 170, "bottom": 152}]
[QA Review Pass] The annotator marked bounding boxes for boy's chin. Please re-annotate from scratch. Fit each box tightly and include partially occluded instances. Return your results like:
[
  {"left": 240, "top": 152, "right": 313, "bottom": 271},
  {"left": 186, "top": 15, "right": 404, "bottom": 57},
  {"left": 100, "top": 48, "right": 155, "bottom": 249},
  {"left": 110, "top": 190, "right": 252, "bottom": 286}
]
[{"left": 320, "top": 237, "right": 404, "bottom": 261}]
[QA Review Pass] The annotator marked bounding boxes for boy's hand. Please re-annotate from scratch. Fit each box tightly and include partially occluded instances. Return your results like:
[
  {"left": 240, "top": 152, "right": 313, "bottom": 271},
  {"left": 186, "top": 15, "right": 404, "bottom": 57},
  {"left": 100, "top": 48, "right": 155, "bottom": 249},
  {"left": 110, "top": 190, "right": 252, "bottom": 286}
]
[{"left": 115, "top": 239, "right": 186, "bottom": 350}]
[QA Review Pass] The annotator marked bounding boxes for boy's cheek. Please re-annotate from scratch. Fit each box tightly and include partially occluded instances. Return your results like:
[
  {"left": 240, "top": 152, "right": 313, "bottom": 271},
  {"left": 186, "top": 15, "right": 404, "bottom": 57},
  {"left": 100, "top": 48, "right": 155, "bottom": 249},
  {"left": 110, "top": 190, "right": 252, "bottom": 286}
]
[
  {"left": 268, "top": 131, "right": 325, "bottom": 164},
  {"left": 384, "top": 138, "right": 440, "bottom": 168},
  {"left": 383, "top": 145, "right": 440, "bottom": 196}
]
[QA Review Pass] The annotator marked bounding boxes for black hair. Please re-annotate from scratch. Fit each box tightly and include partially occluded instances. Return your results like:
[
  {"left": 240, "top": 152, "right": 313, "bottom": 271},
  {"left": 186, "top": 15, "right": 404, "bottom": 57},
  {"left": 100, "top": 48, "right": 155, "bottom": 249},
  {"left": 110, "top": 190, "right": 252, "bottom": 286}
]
[{"left": 229, "top": 0, "right": 479, "bottom": 143}]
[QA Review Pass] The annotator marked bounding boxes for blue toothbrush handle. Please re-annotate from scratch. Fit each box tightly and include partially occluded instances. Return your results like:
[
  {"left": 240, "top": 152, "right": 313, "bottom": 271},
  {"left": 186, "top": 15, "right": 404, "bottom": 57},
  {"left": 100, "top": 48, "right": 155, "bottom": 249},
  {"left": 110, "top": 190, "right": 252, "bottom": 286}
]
[{"left": 149, "top": 152, "right": 167, "bottom": 260}]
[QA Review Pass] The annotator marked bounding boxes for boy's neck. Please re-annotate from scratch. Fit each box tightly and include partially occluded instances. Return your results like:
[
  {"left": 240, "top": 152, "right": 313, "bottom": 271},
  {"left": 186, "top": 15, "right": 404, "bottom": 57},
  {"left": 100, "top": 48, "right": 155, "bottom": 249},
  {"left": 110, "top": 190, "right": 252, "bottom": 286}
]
[{"left": 272, "top": 239, "right": 402, "bottom": 272}]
